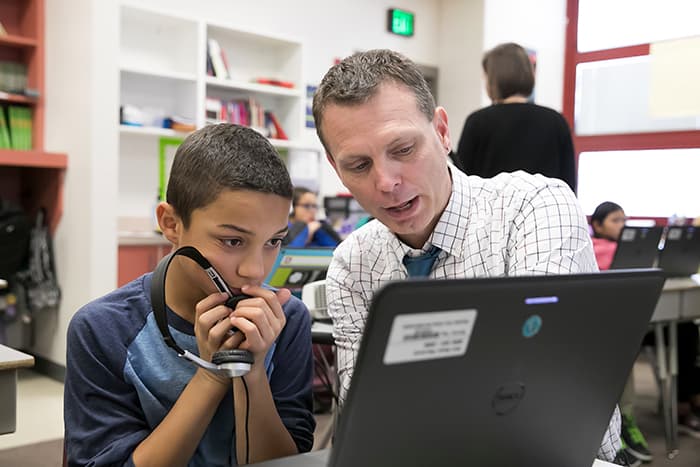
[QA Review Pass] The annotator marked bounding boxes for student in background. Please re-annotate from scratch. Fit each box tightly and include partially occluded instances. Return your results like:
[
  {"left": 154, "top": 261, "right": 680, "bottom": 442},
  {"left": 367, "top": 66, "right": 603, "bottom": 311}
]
[
  {"left": 590, "top": 202, "right": 651, "bottom": 465},
  {"left": 285, "top": 187, "right": 341, "bottom": 247},
  {"left": 313, "top": 48, "right": 621, "bottom": 463},
  {"left": 455, "top": 42, "right": 576, "bottom": 192},
  {"left": 64, "top": 124, "right": 315, "bottom": 466},
  {"left": 590, "top": 201, "right": 626, "bottom": 270},
  {"left": 591, "top": 201, "right": 700, "bottom": 463}
]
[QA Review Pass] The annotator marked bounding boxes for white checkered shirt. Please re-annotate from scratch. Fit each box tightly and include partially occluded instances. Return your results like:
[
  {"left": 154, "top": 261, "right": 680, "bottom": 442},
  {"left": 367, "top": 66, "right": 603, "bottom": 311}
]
[{"left": 326, "top": 167, "right": 621, "bottom": 461}]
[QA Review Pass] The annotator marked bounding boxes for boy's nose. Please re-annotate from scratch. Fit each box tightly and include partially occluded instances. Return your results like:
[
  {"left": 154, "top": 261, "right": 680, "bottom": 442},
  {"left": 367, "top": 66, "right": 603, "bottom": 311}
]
[{"left": 237, "top": 252, "right": 266, "bottom": 282}]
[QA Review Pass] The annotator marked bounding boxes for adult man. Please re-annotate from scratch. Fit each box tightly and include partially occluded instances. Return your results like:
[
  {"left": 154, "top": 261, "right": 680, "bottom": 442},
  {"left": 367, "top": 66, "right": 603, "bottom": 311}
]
[{"left": 312, "top": 49, "right": 620, "bottom": 462}]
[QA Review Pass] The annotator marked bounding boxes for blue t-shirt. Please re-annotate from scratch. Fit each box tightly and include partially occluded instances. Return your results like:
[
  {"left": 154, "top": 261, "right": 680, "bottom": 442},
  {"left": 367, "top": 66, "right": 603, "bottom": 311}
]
[{"left": 64, "top": 273, "right": 315, "bottom": 466}]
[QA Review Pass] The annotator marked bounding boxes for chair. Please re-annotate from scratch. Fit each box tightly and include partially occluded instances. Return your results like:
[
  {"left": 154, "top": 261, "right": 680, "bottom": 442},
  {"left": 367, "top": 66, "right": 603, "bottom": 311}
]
[{"left": 301, "top": 280, "right": 338, "bottom": 448}]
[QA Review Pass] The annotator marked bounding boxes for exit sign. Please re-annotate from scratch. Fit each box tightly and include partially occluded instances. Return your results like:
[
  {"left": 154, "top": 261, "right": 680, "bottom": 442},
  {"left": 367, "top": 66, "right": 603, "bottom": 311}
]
[{"left": 387, "top": 8, "right": 415, "bottom": 37}]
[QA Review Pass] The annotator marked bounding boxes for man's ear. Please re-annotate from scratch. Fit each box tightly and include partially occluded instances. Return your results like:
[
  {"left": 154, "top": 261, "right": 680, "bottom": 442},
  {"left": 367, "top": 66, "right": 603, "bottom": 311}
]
[
  {"left": 157, "top": 202, "right": 180, "bottom": 246},
  {"left": 434, "top": 107, "right": 452, "bottom": 154}
]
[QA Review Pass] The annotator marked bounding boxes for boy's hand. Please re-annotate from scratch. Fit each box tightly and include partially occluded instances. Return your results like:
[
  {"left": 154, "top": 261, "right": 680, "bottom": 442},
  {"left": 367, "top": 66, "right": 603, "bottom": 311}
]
[
  {"left": 194, "top": 292, "right": 241, "bottom": 364},
  {"left": 228, "top": 286, "right": 291, "bottom": 365}
]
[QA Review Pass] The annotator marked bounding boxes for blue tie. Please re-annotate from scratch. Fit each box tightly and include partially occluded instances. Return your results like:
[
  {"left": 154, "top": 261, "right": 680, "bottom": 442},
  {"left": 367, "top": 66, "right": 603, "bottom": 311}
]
[{"left": 403, "top": 245, "right": 442, "bottom": 277}]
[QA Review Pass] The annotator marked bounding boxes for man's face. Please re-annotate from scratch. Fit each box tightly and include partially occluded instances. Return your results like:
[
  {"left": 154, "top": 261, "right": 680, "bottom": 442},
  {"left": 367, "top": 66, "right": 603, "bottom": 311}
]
[
  {"left": 176, "top": 189, "right": 291, "bottom": 296},
  {"left": 322, "top": 82, "right": 452, "bottom": 248}
]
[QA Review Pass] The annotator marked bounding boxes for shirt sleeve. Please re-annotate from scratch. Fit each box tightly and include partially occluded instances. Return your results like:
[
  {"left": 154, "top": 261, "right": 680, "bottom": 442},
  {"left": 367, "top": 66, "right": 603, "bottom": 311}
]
[
  {"left": 270, "top": 297, "right": 317, "bottom": 453},
  {"left": 64, "top": 306, "right": 149, "bottom": 467},
  {"left": 325, "top": 235, "right": 370, "bottom": 406},
  {"left": 506, "top": 179, "right": 599, "bottom": 276}
]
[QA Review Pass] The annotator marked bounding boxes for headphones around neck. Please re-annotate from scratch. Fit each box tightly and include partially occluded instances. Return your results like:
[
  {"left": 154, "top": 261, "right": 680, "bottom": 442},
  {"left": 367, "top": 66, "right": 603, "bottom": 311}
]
[{"left": 150, "top": 246, "right": 254, "bottom": 378}]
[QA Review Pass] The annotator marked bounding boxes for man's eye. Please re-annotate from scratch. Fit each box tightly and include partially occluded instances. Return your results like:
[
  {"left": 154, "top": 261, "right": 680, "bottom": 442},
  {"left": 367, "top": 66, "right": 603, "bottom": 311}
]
[
  {"left": 351, "top": 161, "right": 369, "bottom": 171},
  {"left": 396, "top": 145, "right": 413, "bottom": 155}
]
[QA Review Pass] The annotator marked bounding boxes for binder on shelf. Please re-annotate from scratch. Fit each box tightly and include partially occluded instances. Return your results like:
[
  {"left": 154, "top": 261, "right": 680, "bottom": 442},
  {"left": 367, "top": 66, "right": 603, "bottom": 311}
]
[
  {"left": 7, "top": 105, "right": 32, "bottom": 150},
  {"left": 0, "top": 106, "right": 10, "bottom": 149}
]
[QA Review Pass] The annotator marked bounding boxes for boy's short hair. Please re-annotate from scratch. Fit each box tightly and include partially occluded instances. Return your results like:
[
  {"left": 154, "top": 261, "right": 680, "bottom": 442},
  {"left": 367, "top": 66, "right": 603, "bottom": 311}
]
[
  {"left": 312, "top": 49, "right": 436, "bottom": 153},
  {"left": 166, "top": 123, "right": 293, "bottom": 228},
  {"left": 482, "top": 42, "right": 535, "bottom": 102}
]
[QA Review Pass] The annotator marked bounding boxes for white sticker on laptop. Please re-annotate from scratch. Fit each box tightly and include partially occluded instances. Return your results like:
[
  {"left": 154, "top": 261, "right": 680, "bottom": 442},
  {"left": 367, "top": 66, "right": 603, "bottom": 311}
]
[{"left": 383, "top": 309, "right": 477, "bottom": 365}]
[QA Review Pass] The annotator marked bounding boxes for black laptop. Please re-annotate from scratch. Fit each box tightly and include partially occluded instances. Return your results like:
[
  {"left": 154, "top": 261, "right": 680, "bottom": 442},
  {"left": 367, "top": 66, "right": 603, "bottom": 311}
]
[
  {"left": 658, "top": 226, "right": 700, "bottom": 277},
  {"left": 255, "top": 270, "right": 664, "bottom": 467},
  {"left": 609, "top": 226, "right": 663, "bottom": 269}
]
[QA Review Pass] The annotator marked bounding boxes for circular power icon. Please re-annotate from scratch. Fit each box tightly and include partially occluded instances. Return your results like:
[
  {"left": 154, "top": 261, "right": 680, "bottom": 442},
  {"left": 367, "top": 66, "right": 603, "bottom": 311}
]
[{"left": 522, "top": 314, "right": 542, "bottom": 338}]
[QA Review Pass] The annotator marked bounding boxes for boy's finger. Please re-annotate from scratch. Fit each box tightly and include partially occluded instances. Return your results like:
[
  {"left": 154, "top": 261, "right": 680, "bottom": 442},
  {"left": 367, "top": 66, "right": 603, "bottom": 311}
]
[{"left": 195, "top": 292, "right": 229, "bottom": 318}]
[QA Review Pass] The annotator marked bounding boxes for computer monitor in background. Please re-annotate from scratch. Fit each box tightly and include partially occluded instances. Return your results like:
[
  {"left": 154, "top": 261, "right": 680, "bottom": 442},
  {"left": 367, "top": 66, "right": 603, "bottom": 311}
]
[
  {"left": 658, "top": 226, "right": 700, "bottom": 277},
  {"left": 266, "top": 247, "right": 335, "bottom": 297},
  {"left": 609, "top": 226, "right": 663, "bottom": 269}
]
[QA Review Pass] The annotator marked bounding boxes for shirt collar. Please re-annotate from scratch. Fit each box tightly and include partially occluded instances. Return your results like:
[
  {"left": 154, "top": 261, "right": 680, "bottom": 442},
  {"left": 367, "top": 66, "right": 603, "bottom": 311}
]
[{"left": 427, "top": 165, "right": 471, "bottom": 259}]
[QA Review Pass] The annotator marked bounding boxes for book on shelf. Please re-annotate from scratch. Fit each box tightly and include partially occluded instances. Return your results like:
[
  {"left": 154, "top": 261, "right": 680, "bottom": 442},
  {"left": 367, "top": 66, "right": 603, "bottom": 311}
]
[
  {"left": 165, "top": 115, "right": 196, "bottom": 133},
  {"left": 265, "top": 111, "right": 287, "bottom": 140},
  {"left": 253, "top": 77, "right": 295, "bottom": 89},
  {"left": 207, "top": 38, "right": 230, "bottom": 80},
  {"left": 0, "top": 61, "right": 28, "bottom": 94},
  {"left": 204, "top": 97, "right": 288, "bottom": 139}
]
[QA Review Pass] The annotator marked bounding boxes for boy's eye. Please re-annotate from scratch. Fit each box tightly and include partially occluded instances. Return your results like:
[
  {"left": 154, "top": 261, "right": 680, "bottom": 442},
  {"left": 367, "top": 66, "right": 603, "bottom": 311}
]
[
  {"left": 223, "top": 238, "right": 243, "bottom": 247},
  {"left": 268, "top": 238, "right": 284, "bottom": 248}
]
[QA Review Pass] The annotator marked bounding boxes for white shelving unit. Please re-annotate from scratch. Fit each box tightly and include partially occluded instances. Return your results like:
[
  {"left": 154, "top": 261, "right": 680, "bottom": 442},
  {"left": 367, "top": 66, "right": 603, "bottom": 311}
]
[{"left": 117, "top": 3, "right": 321, "bottom": 236}]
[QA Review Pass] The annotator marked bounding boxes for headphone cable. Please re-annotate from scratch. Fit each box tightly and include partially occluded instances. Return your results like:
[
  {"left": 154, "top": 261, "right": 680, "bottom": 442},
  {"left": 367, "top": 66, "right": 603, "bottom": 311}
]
[{"left": 241, "top": 375, "right": 250, "bottom": 464}]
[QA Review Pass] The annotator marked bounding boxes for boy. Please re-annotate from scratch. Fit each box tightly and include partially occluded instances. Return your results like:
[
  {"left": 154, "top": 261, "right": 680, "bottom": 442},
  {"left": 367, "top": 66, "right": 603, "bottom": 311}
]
[{"left": 64, "top": 124, "right": 315, "bottom": 466}]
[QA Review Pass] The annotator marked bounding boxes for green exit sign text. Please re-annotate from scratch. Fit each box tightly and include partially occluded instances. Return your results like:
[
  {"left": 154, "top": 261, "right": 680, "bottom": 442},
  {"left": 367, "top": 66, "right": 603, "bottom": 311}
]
[{"left": 387, "top": 8, "right": 415, "bottom": 37}]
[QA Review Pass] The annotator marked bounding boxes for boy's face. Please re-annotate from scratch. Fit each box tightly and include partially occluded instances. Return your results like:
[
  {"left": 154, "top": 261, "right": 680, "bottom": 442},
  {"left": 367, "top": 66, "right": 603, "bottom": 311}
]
[
  {"left": 175, "top": 189, "right": 291, "bottom": 294},
  {"left": 322, "top": 82, "right": 452, "bottom": 248}
]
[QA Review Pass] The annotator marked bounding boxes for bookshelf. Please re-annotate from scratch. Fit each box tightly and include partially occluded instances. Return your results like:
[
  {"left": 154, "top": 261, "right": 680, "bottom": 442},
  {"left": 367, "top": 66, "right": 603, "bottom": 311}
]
[
  {"left": 116, "top": 3, "right": 322, "bottom": 284},
  {"left": 0, "top": 0, "right": 67, "bottom": 234}
]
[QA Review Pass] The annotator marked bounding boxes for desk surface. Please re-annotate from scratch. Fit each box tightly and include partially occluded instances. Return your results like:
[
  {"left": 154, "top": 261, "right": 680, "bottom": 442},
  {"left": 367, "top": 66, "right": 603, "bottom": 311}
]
[
  {"left": 252, "top": 449, "right": 618, "bottom": 467},
  {"left": 662, "top": 275, "right": 700, "bottom": 292},
  {"left": 0, "top": 345, "right": 34, "bottom": 371}
]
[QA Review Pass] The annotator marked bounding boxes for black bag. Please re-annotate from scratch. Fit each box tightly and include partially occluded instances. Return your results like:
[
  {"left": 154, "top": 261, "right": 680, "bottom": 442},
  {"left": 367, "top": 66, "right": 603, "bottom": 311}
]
[
  {"left": 16, "top": 209, "right": 61, "bottom": 312},
  {"left": 0, "top": 199, "right": 31, "bottom": 281}
]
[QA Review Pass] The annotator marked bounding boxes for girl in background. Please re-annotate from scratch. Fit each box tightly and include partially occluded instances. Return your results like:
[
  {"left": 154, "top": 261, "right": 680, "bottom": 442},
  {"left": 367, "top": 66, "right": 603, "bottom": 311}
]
[{"left": 285, "top": 187, "right": 340, "bottom": 248}]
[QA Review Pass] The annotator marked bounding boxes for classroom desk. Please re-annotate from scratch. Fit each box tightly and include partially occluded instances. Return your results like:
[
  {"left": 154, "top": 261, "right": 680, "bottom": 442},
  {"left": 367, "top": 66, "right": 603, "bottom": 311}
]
[
  {"left": 251, "top": 448, "right": 620, "bottom": 467},
  {"left": 0, "top": 345, "right": 34, "bottom": 435},
  {"left": 648, "top": 275, "right": 700, "bottom": 459}
]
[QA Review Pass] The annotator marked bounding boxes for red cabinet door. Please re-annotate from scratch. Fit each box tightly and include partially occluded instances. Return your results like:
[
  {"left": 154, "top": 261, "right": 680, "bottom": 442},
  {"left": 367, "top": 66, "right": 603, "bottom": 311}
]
[{"left": 117, "top": 245, "right": 169, "bottom": 287}]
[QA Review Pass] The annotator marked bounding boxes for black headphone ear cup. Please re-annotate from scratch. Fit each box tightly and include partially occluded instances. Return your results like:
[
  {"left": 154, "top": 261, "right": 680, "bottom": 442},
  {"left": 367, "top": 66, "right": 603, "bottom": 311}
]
[{"left": 212, "top": 349, "right": 254, "bottom": 365}]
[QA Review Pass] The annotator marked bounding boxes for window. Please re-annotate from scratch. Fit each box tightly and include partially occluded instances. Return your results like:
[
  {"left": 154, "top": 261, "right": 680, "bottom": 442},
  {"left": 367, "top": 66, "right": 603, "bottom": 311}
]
[{"left": 564, "top": 0, "right": 700, "bottom": 219}]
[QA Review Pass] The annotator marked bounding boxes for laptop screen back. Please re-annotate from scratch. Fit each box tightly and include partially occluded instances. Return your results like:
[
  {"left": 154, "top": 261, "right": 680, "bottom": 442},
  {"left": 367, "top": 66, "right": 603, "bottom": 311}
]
[
  {"left": 610, "top": 226, "right": 663, "bottom": 269},
  {"left": 331, "top": 270, "right": 664, "bottom": 467},
  {"left": 658, "top": 226, "right": 700, "bottom": 277}
]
